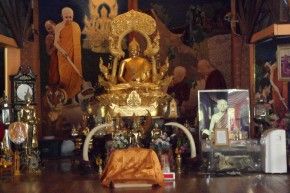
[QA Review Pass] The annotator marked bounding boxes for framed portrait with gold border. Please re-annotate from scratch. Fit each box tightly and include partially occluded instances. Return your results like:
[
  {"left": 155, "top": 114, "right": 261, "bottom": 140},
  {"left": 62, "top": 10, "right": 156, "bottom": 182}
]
[{"left": 214, "top": 129, "right": 229, "bottom": 147}]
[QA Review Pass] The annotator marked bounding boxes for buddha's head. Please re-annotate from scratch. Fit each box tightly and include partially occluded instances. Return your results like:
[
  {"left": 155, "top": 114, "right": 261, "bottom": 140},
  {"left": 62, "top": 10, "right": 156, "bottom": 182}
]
[
  {"left": 62, "top": 7, "right": 74, "bottom": 25},
  {"left": 128, "top": 38, "right": 140, "bottom": 57}
]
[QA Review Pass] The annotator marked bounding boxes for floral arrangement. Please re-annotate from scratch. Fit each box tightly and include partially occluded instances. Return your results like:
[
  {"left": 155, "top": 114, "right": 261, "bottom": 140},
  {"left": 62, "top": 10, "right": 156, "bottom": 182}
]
[
  {"left": 170, "top": 126, "right": 190, "bottom": 156},
  {"left": 112, "top": 133, "right": 130, "bottom": 149},
  {"left": 264, "top": 113, "right": 290, "bottom": 130},
  {"left": 175, "top": 137, "right": 189, "bottom": 155},
  {"left": 150, "top": 132, "right": 171, "bottom": 153}
]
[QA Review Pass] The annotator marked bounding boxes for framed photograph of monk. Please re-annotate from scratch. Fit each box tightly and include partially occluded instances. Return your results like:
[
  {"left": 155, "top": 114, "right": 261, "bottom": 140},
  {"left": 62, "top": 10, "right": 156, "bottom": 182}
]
[
  {"left": 277, "top": 44, "right": 290, "bottom": 81},
  {"left": 198, "top": 89, "right": 250, "bottom": 142}
]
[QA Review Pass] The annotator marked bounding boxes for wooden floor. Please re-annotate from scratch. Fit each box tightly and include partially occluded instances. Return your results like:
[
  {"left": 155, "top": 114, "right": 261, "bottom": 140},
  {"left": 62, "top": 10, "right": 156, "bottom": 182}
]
[{"left": 1, "top": 158, "right": 290, "bottom": 193}]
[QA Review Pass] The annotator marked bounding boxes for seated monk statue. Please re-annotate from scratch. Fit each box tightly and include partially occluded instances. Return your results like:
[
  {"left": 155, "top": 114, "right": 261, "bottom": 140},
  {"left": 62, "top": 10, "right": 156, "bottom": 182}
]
[{"left": 118, "top": 38, "right": 152, "bottom": 83}]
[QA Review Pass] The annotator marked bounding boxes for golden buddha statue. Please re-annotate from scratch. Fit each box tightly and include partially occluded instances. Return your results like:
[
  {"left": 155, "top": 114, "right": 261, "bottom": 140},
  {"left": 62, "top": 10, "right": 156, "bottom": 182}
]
[
  {"left": 20, "top": 97, "right": 37, "bottom": 125},
  {"left": 118, "top": 38, "right": 152, "bottom": 83},
  {"left": 19, "top": 96, "right": 38, "bottom": 150},
  {"left": 96, "top": 10, "right": 174, "bottom": 117}
]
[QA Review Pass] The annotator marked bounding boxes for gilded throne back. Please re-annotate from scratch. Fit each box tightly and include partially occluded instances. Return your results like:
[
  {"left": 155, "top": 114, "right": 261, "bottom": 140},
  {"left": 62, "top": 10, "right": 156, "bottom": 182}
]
[{"left": 97, "top": 10, "right": 173, "bottom": 117}]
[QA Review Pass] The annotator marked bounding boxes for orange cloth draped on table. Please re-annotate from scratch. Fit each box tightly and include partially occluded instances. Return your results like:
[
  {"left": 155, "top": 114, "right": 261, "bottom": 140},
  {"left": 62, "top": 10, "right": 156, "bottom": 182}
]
[
  {"left": 57, "top": 22, "right": 82, "bottom": 98},
  {"left": 101, "top": 147, "right": 164, "bottom": 187}
]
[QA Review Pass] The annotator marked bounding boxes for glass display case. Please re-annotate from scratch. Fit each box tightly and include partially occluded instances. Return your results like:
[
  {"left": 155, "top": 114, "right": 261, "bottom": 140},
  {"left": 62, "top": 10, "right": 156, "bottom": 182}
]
[{"left": 201, "top": 139, "right": 262, "bottom": 173}]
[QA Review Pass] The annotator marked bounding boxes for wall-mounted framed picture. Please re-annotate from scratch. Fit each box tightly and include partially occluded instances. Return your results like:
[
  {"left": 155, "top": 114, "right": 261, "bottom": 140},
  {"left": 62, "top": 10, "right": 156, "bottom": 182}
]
[
  {"left": 214, "top": 128, "right": 229, "bottom": 146},
  {"left": 277, "top": 44, "right": 290, "bottom": 81}
]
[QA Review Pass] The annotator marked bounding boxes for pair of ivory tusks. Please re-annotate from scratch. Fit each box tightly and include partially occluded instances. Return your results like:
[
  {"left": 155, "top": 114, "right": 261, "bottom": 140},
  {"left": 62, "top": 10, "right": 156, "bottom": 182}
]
[{"left": 82, "top": 122, "right": 196, "bottom": 161}]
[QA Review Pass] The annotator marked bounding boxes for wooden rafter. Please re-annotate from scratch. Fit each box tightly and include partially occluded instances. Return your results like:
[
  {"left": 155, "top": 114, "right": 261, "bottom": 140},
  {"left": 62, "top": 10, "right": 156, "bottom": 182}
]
[{"left": 0, "top": 0, "right": 32, "bottom": 48}]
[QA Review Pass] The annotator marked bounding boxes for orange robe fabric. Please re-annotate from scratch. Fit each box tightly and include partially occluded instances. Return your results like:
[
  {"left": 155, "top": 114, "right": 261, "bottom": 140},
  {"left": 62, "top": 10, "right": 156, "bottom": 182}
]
[
  {"left": 122, "top": 57, "right": 152, "bottom": 82},
  {"left": 57, "top": 22, "right": 82, "bottom": 98},
  {"left": 45, "top": 33, "right": 59, "bottom": 85},
  {"left": 101, "top": 147, "right": 164, "bottom": 187}
]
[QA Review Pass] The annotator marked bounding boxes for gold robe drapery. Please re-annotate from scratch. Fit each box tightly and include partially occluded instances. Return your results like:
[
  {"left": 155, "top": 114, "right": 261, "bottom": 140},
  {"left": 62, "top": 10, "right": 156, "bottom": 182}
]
[{"left": 101, "top": 147, "right": 164, "bottom": 187}]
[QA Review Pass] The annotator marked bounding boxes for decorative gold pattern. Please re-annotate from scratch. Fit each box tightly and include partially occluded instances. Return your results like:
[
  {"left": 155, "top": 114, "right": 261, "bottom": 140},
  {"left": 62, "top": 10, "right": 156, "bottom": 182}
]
[
  {"left": 111, "top": 10, "right": 156, "bottom": 37},
  {"left": 96, "top": 10, "right": 174, "bottom": 117},
  {"left": 127, "top": 90, "right": 141, "bottom": 107}
]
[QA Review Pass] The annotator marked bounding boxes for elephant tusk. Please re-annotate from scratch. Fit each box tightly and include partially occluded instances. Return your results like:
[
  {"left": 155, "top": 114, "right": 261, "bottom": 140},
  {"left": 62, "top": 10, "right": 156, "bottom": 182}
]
[{"left": 165, "top": 122, "right": 196, "bottom": 158}]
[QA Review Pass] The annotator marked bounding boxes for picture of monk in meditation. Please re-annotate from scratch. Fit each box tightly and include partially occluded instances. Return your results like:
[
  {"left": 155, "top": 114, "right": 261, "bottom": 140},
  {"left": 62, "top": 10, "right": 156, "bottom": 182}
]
[
  {"left": 118, "top": 38, "right": 152, "bottom": 83},
  {"left": 54, "top": 7, "right": 83, "bottom": 99}
]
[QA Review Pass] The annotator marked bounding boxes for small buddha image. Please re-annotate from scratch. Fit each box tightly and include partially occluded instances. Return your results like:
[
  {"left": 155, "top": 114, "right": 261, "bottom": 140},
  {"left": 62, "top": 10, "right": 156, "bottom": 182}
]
[
  {"left": 151, "top": 123, "right": 162, "bottom": 141},
  {"left": 20, "top": 96, "right": 37, "bottom": 126},
  {"left": 129, "top": 115, "right": 144, "bottom": 147},
  {"left": 168, "top": 98, "right": 178, "bottom": 118}
]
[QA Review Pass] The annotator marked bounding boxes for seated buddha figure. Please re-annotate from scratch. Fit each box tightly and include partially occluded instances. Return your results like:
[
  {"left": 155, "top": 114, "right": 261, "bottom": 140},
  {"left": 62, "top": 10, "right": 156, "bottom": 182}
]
[
  {"left": 96, "top": 10, "right": 173, "bottom": 117},
  {"left": 118, "top": 38, "right": 152, "bottom": 83}
]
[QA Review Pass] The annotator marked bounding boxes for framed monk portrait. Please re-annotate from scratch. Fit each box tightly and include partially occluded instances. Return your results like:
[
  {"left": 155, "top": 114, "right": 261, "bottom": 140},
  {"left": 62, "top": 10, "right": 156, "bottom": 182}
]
[{"left": 198, "top": 89, "right": 250, "bottom": 142}]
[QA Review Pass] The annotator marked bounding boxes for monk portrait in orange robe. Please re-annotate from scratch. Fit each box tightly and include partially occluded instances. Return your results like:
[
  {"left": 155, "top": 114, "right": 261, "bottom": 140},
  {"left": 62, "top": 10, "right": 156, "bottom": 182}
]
[{"left": 54, "top": 7, "right": 83, "bottom": 98}]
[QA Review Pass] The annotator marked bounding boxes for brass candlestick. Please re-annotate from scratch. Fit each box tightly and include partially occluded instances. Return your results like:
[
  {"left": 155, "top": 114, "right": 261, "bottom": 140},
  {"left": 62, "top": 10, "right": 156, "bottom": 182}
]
[
  {"left": 8, "top": 122, "right": 28, "bottom": 176},
  {"left": 95, "top": 157, "right": 103, "bottom": 175},
  {"left": 14, "top": 151, "right": 21, "bottom": 176},
  {"left": 175, "top": 153, "right": 182, "bottom": 174}
]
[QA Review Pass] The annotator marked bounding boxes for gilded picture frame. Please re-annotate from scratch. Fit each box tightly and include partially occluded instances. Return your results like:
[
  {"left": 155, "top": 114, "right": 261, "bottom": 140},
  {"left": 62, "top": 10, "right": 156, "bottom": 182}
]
[
  {"left": 214, "top": 128, "right": 229, "bottom": 146},
  {"left": 277, "top": 44, "right": 290, "bottom": 81}
]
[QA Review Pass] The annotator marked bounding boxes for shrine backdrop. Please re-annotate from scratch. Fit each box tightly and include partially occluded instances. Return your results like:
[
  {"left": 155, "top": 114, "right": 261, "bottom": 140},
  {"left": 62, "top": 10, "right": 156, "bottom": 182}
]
[
  {"left": 38, "top": 0, "right": 231, "bottom": 136},
  {"left": 137, "top": 0, "right": 231, "bottom": 118}
]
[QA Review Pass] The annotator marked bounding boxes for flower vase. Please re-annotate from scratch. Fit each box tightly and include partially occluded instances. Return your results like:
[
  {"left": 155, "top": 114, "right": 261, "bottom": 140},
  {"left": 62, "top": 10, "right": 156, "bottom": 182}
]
[{"left": 176, "top": 154, "right": 182, "bottom": 173}]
